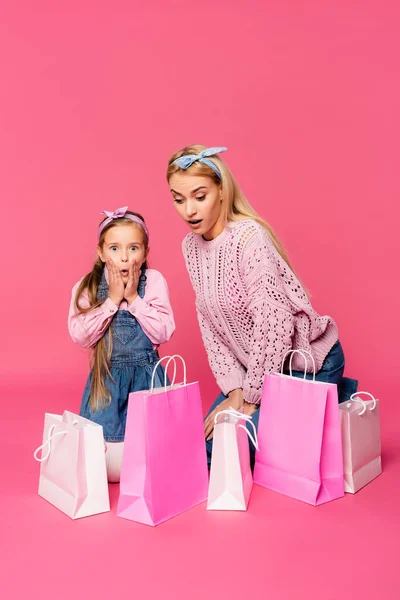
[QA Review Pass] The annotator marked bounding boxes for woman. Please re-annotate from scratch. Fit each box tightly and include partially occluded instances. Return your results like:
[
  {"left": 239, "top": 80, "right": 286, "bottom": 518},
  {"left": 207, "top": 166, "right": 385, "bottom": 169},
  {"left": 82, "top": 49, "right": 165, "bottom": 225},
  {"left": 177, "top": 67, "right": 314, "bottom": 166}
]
[{"left": 166, "top": 145, "right": 357, "bottom": 466}]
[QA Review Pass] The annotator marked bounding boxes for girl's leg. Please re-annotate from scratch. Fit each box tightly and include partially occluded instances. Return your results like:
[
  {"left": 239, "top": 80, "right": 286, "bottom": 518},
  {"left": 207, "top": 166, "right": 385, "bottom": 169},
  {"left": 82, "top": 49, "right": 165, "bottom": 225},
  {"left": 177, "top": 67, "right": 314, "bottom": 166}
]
[{"left": 105, "top": 441, "right": 124, "bottom": 483}]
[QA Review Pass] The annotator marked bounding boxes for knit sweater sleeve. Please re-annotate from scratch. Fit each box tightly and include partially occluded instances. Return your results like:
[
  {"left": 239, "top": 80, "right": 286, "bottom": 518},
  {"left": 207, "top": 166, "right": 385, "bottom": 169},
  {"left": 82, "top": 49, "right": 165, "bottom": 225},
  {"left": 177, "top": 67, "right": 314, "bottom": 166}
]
[
  {"left": 196, "top": 304, "right": 246, "bottom": 395},
  {"left": 182, "top": 235, "right": 245, "bottom": 395},
  {"left": 241, "top": 224, "right": 295, "bottom": 404}
]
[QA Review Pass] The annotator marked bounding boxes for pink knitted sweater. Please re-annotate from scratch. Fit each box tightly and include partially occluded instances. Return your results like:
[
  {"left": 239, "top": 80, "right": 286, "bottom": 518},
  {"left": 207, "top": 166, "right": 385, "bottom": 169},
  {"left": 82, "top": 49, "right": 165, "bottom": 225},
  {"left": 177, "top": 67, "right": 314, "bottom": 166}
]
[{"left": 182, "top": 219, "right": 338, "bottom": 404}]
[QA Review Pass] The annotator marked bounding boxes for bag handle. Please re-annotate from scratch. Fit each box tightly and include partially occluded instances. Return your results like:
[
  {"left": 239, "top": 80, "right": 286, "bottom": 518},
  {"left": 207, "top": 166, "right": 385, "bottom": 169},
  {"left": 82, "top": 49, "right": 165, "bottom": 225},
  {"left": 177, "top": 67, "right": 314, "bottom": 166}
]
[
  {"left": 150, "top": 355, "right": 177, "bottom": 392},
  {"left": 33, "top": 424, "right": 68, "bottom": 462},
  {"left": 214, "top": 407, "right": 259, "bottom": 450},
  {"left": 281, "top": 349, "right": 316, "bottom": 381},
  {"left": 164, "top": 355, "right": 187, "bottom": 390},
  {"left": 348, "top": 391, "right": 377, "bottom": 415}
]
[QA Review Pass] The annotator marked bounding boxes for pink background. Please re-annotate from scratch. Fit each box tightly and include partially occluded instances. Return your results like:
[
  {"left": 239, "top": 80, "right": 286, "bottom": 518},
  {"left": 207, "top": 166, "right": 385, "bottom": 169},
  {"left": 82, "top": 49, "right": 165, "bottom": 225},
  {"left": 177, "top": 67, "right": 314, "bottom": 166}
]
[
  {"left": 1, "top": 2, "right": 399, "bottom": 599},
  {"left": 1, "top": 0, "right": 399, "bottom": 404}
]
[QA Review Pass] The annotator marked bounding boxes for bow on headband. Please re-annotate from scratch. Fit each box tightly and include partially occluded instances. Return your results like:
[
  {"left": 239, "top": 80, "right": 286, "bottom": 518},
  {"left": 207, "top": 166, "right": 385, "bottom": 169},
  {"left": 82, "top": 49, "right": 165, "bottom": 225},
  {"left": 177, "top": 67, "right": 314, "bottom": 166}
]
[
  {"left": 98, "top": 206, "right": 149, "bottom": 240},
  {"left": 102, "top": 206, "right": 129, "bottom": 220},
  {"left": 172, "top": 146, "right": 227, "bottom": 179}
]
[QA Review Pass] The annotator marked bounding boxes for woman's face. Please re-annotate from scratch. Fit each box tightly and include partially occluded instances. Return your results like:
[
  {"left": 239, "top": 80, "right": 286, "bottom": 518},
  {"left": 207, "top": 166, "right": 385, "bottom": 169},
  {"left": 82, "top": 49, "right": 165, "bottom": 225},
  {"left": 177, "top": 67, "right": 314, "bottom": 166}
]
[{"left": 169, "top": 172, "right": 224, "bottom": 240}]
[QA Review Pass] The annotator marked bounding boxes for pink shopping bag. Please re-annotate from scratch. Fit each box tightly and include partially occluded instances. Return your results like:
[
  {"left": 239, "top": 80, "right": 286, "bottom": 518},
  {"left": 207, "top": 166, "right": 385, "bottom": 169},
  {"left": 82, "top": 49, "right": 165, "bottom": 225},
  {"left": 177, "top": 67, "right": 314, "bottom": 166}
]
[
  {"left": 254, "top": 350, "right": 344, "bottom": 506},
  {"left": 117, "top": 355, "right": 209, "bottom": 526},
  {"left": 207, "top": 408, "right": 258, "bottom": 511},
  {"left": 340, "top": 391, "right": 382, "bottom": 493},
  {"left": 34, "top": 411, "right": 110, "bottom": 519}
]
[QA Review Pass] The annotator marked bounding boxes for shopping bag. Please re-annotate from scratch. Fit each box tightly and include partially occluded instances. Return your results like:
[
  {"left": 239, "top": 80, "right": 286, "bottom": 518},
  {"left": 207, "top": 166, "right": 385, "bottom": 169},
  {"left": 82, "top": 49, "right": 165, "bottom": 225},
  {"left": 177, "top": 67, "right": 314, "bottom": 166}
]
[
  {"left": 340, "top": 391, "right": 382, "bottom": 493},
  {"left": 207, "top": 408, "right": 258, "bottom": 511},
  {"left": 34, "top": 411, "right": 109, "bottom": 518},
  {"left": 117, "top": 355, "right": 209, "bottom": 526},
  {"left": 254, "top": 350, "right": 344, "bottom": 505}
]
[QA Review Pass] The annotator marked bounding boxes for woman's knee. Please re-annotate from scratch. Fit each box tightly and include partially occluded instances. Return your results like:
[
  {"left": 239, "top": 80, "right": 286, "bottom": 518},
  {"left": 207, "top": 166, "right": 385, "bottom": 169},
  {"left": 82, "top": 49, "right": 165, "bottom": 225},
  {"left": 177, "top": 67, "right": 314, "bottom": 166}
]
[{"left": 317, "top": 341, "right": 345, "bottom": 385}]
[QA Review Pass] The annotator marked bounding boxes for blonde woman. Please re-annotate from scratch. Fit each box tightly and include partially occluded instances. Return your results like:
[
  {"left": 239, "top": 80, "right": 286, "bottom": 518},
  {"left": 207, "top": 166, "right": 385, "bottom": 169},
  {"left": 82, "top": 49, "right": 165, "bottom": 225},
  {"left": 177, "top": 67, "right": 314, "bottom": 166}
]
[{"left": 166, "top": 145, "right": 357, "bottom": 466}]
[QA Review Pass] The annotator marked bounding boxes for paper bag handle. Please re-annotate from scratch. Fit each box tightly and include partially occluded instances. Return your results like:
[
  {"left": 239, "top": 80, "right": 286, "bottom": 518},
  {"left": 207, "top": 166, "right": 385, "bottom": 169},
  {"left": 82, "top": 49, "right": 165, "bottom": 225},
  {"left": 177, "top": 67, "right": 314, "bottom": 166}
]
[
  {"left": 33, "top": 424, "right": 68, "bottom": 462},
  {"left": 281, "top": 349, "right": 316, "bottom": 381},
  {"left": 349, "top": 391, "right": 377, "bottom": 415},
  {"left": 164, "top": 355, "right": 187, "bottom": 390},
  {"left": 214, "top": 407, "right": 259, "bottom": 450},
  {"left": 150, "top": 355, "right": 177, "bottom": 392}
]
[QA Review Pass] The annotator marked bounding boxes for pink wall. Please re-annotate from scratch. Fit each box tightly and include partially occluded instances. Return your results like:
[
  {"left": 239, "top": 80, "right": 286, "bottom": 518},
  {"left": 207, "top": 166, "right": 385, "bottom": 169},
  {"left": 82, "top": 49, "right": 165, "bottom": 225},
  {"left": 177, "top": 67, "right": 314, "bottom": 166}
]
[{"left": 1, "top": 1, "right": 399, "bottom": 409}]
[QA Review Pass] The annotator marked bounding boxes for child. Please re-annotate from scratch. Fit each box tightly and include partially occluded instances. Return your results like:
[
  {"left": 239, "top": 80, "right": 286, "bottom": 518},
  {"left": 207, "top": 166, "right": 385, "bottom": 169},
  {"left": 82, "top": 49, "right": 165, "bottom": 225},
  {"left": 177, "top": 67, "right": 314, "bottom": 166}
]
[{"left": 68, "top": 206, "right": 175, "bottom": 482}]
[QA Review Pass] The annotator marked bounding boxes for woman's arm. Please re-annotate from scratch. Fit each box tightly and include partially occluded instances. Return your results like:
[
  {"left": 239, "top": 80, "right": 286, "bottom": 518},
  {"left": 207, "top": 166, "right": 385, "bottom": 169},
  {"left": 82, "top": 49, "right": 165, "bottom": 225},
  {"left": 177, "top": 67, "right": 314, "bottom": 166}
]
[
  {"left": 197, "top": 304, "right": 246, "bottom": 395},
  {"left": 197, "top": 307, "right": 250, "bottom": 439},
  {"left": 242, "top": 226, "right": 295, "bottom": 404}
]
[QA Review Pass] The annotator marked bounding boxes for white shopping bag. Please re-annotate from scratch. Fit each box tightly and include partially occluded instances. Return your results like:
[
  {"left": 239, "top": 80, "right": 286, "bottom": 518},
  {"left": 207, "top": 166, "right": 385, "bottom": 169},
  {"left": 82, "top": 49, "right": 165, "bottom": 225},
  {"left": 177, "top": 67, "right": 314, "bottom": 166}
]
[
  {"left": 340, "top": 392, "right": 382, "bottom": 493},
  {"left": 207, "top": 408, "right": 258, "bottom": 511},
  {"left": 34, "top": 411, "right": 110, "bottom": 518}
]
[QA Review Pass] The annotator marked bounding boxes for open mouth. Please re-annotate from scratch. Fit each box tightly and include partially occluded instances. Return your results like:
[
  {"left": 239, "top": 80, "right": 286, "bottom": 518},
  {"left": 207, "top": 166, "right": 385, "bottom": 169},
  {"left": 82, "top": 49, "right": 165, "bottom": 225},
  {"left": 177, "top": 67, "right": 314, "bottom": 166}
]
[
  {"left": 188, "top": 219, "right": 202, "bottom": 226},
  {"left": 120, "top": 269, "right": 129, "bottom": 276}
]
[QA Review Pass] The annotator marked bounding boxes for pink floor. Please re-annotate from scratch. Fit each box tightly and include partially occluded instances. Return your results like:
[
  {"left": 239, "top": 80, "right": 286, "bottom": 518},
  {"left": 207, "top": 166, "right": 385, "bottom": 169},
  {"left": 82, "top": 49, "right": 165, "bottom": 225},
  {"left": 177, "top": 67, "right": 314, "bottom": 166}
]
[{"left": 2, "top": 381, "right": 399, "bottom": 600}]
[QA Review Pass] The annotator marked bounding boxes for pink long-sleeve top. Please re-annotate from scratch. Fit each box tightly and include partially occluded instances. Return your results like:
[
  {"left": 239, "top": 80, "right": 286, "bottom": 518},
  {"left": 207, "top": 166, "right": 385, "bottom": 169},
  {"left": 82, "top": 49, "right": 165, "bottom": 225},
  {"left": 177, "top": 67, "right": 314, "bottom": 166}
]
[
  {"left": 68, "top": 268, "right": 175, "bottom": 349},
  {"left": 182, "top": 219, "right": 338, "bottom": 405}
]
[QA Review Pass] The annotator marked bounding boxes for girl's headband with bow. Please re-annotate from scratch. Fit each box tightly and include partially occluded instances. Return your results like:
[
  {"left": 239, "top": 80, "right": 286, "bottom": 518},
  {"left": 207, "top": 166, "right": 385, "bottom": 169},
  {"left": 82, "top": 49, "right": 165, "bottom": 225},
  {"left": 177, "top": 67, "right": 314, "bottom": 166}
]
[{"left": 98, "top": 206, "right": 149, "bottom": 241}]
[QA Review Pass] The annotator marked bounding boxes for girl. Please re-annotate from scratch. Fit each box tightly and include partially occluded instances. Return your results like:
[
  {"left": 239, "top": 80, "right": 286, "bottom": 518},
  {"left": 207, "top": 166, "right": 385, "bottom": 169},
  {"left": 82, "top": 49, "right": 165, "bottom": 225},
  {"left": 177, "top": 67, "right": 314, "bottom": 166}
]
[
  {"left": 68, "top": 207, "right": 175, "bottom": 481},
  {"left": 166, "top": 145, "right": 357, "bottom": 466}
]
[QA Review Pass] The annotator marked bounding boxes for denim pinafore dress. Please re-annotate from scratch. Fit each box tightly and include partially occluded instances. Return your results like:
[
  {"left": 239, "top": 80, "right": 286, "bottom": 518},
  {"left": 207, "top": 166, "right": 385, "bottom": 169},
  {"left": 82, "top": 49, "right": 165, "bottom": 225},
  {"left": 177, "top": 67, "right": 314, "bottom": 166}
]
[{"left": 79, "top": 266, "right": 166, "bottom": 442}]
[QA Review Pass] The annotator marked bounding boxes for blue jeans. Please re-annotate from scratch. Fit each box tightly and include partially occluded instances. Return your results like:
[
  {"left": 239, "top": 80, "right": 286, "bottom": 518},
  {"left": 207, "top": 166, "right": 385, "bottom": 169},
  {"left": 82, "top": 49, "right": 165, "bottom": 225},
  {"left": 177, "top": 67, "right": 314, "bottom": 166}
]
[{"left": 205, "top": 341, "right": 357, "bottom": 468}]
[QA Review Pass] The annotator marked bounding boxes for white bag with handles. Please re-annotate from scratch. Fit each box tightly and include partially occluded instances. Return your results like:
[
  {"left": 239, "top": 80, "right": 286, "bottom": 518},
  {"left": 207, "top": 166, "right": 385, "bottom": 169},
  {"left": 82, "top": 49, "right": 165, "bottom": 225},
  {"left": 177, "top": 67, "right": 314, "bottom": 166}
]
[
  {"left": 34, "top": 411, "right": 110, "bottom": 518},
  {"left": 339, "top": 392, "right": 382, "bottom": 493},
  {"left": 207, "top": 408, "right": 258, "bottom": 511}
]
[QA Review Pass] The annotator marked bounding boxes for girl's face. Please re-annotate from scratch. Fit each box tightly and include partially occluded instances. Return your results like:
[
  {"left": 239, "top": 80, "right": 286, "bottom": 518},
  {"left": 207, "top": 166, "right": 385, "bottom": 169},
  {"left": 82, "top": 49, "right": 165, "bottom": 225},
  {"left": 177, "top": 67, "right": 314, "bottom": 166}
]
[
  {"left": 169, "top": 173, "right": 224, "bottom": 240},
  {"left": 97, "top": 223, "right": 148, "bottom": 283}
]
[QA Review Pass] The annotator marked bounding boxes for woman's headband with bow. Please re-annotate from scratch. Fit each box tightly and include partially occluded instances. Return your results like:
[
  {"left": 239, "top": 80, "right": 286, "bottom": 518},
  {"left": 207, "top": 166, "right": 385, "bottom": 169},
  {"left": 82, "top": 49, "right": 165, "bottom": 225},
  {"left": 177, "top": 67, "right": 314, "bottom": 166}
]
[{"left": 172, "top": 146, "right": 227, "bottom": 179}]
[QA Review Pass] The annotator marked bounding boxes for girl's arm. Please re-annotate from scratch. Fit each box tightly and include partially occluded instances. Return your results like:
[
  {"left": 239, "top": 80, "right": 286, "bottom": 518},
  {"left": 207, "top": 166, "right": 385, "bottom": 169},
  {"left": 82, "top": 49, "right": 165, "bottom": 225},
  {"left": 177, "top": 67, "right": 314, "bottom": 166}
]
[
  {"left": 68, "top": 281, "right": 118, "bottom": 349},
  {"left": 126, "top": 270, "right": 175, "bottom": 345}
]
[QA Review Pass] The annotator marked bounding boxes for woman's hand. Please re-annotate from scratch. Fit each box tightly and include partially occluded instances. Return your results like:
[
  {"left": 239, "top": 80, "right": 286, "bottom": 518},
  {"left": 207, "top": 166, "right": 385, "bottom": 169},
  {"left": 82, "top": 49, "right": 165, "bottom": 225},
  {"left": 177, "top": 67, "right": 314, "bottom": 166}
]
[
  {"left": 204, "top": 388, "right": 244, "bottom": 441},
  {"left": 125, "top": 261, "right": 141, "bottom": 305},
  {"left": 107, "top": 258, "right": 125, "bottom": 306}
]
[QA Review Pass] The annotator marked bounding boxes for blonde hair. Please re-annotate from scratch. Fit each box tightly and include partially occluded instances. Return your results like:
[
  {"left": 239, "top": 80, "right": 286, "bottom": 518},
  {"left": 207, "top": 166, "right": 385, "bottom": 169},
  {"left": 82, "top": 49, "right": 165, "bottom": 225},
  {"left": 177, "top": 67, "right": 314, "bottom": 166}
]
[
  {"left": 166, "top": 144, "right": 295, "bottom": 271},
  {"left": 75, "top": 212, "right": 149, "bottom": 411}
]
